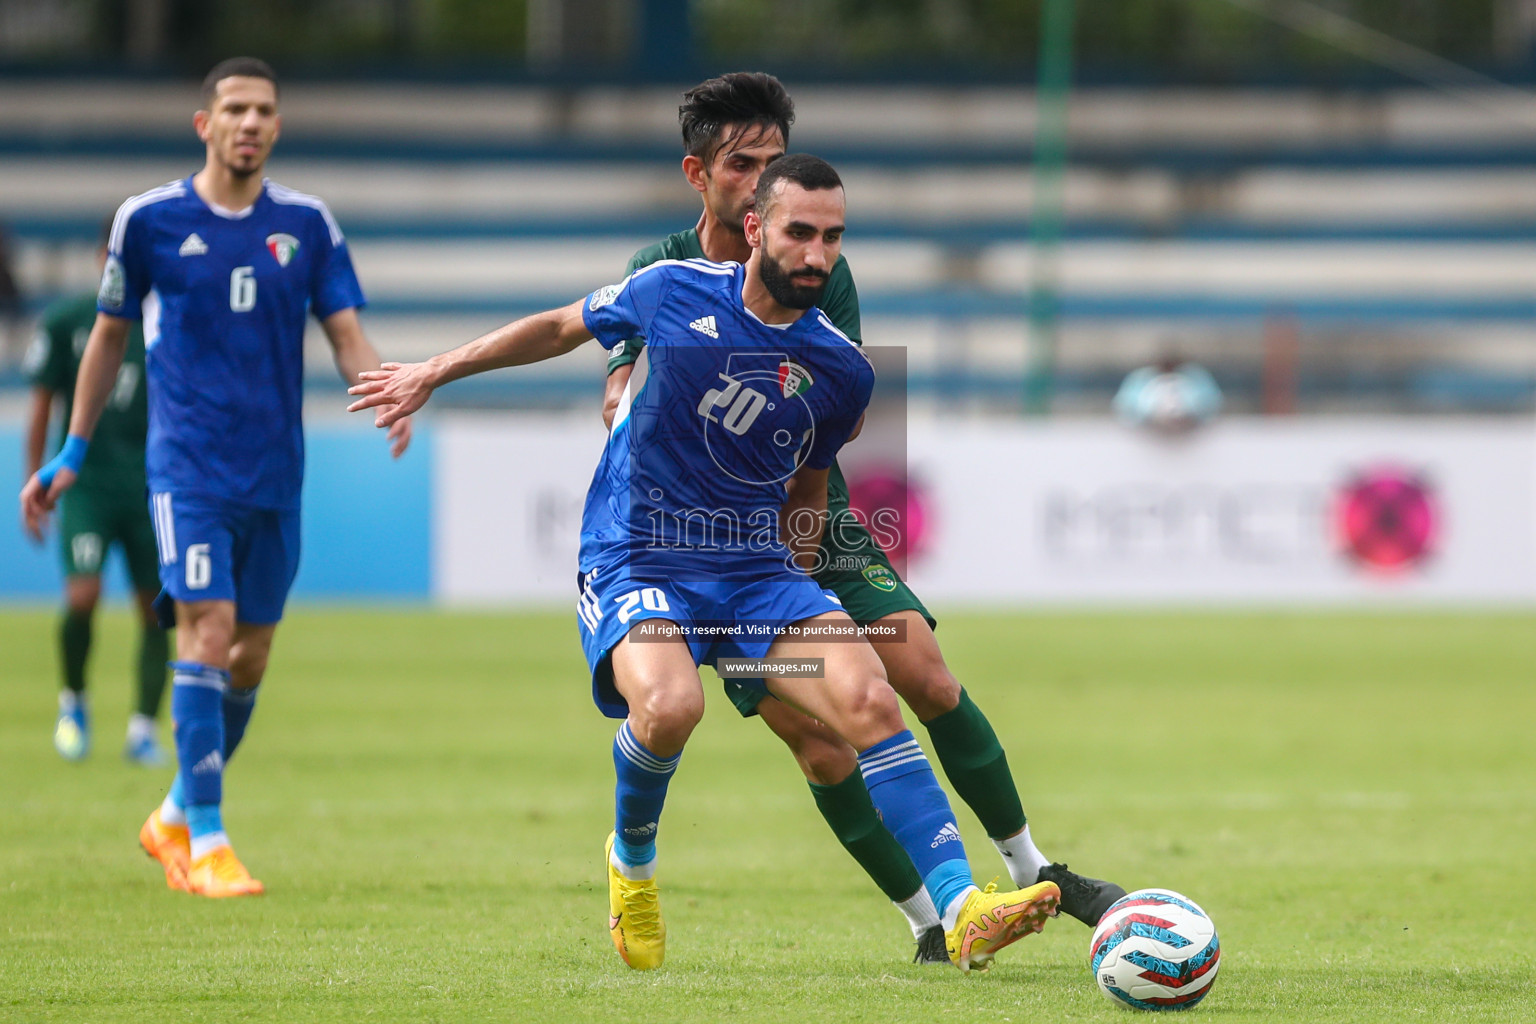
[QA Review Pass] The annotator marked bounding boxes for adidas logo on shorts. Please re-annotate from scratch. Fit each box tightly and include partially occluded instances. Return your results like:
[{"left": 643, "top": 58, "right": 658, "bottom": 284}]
[{"left": 688, "top": 315, "right": 719, "bottom": 338}]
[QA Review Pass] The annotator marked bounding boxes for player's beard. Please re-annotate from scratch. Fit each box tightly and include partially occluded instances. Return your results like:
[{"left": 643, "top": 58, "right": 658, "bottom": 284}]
[{"left": 757, "top": 247, "right": 829, "bottom": 310}]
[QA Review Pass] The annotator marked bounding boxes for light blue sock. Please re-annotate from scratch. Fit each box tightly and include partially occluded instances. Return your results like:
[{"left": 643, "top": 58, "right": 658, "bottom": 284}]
[
  {"left": 857, "top": 730, "right": 976, "bottom": 919},
  {"left": 185, "top": 803, "right": 228, "bottom": 860},
  {"left": 611, "top": 722, "right": 680, "bottom": 875}
]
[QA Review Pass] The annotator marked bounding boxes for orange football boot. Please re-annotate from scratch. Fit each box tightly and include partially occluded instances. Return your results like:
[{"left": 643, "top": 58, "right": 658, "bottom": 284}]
[
  {"left": 139, "top": 806, "right": 191, "bottom": 892},
  {"left": 186, "top": 845, "right": 265, "bottom": 898}
]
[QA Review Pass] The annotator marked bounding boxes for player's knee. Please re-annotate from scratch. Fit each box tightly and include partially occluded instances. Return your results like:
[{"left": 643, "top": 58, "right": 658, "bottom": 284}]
[
  {"left": 793, "top": 736, "right": 858, "bottom": 786},
  {"left": 630, "top": 684, "right": 703, "bottom": 752},
  {"left": 897, "top": 663, "right": 961, "bottom": 722},
  {"left": 64, "top": 577, "right": 102, "bottom": 615},
  {"left": 839, "top": 676, "right": 905, "bottom": 748},
  {"left": 883, "top": 637, "right": 961, "bottom": 721},
  {"left": 229, "top": 647, "right": 269, "bottom": 689},
  {"left": 176, "top": 608, "right": 235, "bottom": 666}
]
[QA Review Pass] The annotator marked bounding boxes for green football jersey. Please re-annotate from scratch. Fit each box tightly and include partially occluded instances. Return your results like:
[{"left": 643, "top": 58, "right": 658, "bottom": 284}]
[
  {"left": 604, "top": 228, "right": 862, "bottom": 373},
  {"left": 23, "top": 292, "right": 148, "bottom": 496}
]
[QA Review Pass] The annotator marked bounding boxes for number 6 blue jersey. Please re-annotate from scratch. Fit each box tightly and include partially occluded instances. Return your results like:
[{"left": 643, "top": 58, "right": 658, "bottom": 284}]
[
  {"left": 100, "top": 176, "right": 365, "bottom": 511},
  {"left": 580, "top": 259, "right": 875, "bottom": 581}
]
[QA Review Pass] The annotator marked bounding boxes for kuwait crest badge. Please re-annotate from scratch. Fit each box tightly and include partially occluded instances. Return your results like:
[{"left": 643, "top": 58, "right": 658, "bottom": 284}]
[
  {"left": 778, "top": 360, "right": 814, "bottom": 398},
  {"left": 266, "top": 233, "right": 300, "bottom": 267}
]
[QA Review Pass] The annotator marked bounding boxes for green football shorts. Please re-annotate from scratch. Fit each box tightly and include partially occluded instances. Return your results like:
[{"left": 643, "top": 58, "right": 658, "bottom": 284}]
[
  {"left": 720, "top": 506, "right": 936, "bottom": 718},
  {"left": 59, "top": 483, "right": 160, "bottom": 590}
]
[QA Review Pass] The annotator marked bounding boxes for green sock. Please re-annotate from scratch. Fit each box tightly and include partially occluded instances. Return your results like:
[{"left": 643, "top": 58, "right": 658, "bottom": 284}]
[
  {"left": 136, "top": 625, "right": 170, "bottom": 719},
  {"left": 923, "top": 688, "right": 1027, "bottom": 839},
  {"left": 61, "top": 610, "right": 92, "bottom": 696},
  {"left": 809, "top": 772, "right": 924, "bottom": 902}
]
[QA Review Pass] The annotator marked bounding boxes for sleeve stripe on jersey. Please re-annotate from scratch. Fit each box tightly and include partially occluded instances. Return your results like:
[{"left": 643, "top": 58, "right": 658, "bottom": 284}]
[
  {"left": 108, "top": 180, "right": 186, "bottom": 255},
  {"left": 266, "top": 181, "right": 345, "bottom": 247},
  {"left": 641, "top": 257, "right": 737, "bottom": 278},
  {"left": 815, "top": 312, "right": 859, "bottom": 347}
]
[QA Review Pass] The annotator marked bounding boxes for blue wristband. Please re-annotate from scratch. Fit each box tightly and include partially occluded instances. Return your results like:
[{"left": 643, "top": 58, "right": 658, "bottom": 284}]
[{"left": 37, "top": 434, "right": 88, "bottom": 488}]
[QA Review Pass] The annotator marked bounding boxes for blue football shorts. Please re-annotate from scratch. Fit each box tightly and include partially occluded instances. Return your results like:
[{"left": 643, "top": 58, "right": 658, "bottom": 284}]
[
  {"left": 148, "top": 492, "right": 301, "bottom": 628},
  {"left": 576, "top": 562, "right": 845, "bottom": 719}
]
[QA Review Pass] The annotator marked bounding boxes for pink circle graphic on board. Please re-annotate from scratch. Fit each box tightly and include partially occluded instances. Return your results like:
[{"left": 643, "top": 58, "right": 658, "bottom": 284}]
[
  {"left": 1332, "top": 466, "right": 1439, "bottom": 572},
  {"left": 846, "top": 467, "right": 931, "bottom": 568}
]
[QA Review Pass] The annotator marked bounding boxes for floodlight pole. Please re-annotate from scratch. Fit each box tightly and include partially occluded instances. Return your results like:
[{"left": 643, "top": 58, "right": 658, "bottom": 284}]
[{"left": 1026, "top": 0, "right": 1076, "bottom": 415}]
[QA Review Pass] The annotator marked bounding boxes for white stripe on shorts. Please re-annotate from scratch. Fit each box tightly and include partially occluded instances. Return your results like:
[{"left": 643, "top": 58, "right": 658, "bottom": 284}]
[{"left": 152, "top": 492, "right": 177, "bottom": 564}]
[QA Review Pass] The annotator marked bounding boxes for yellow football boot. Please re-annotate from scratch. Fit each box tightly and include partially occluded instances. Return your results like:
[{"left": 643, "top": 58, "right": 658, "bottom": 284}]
[
  {"left": 945, "top": 879, "right": 1060, "bottom": 972},
  {"left": 605, "top": 832, "right": 665, "bottom": 970},
  {"left": 186, "top": 845, "right": 265, "bottom": 898},
  {"left": 138, "top": 806, "right": 191, "bottom": 892}
]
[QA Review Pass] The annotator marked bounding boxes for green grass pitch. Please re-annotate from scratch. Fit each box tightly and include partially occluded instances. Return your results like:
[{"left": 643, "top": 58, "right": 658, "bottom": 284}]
[{"left": 2, "top": 607, "right": 1533, "bottom": 1022}]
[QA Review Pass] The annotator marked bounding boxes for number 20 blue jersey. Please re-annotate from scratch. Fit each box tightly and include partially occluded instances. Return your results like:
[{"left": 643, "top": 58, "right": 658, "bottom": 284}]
[
  {"left": 580, "top": 259, "right": 875, "bottom": 581},
  {"left": 99, "top": 176, "right": 365, "bottom": 511}
]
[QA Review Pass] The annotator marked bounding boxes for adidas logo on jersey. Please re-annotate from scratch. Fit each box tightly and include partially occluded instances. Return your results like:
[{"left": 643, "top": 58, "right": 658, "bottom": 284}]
[
  {"left": 191, "top": 750, "right": 224, "bottom": 775},
  {"left": 688, "top": 315, "right": 719, "bottom": 339},
  {"left": 178, "top": 233, "right": 208, "bottom": 257},
  {"left": 930, "top": 822, "right": 963, "bottom": 848}
]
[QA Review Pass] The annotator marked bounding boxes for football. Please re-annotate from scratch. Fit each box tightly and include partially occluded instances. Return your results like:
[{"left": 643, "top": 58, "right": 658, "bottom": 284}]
[{"left": 1089, "top": 888, "right": 1220, "bottom": 1010}]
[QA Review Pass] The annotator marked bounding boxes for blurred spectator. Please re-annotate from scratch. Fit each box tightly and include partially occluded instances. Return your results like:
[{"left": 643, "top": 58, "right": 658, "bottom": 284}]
[
  {"left": 1113, "top": 352, "right": 1222, "bottom": 435},
  {"left": 0, "top": 222, "right": 22, "bottom": 363}
]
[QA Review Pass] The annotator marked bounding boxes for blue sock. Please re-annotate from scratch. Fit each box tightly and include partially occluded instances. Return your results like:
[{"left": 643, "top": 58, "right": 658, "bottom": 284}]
[
  {"left": 612, "top": 722, "right": 680, "bottom": 872},
  {"left": 170, "top": 661, "right": 228, "bottom": 809},
  {"left": 857, "top": 730, "right": 975, "bottom": 919},
  {"left": 222, "top": 685, "right": 259, "bottom": 760}
]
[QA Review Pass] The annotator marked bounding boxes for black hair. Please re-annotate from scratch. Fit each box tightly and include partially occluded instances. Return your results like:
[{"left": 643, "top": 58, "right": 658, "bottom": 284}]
[
  {"left": 201, "top": 57, "right": 278, "bottom": 107},
  {"left": 753, "top": 153, "right": 843, "bottom": 222},
  {"left": 679, "top": 72, "right": 794, "bottom": 161}
]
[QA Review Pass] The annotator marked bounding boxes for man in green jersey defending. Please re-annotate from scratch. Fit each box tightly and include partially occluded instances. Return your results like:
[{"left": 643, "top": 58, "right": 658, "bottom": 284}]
[
  {"left": 602, "top": 73, "right": 1125, "bottom": 962},
  {"left": 22, "top": 226, "right": 168, "bottom": 765}
]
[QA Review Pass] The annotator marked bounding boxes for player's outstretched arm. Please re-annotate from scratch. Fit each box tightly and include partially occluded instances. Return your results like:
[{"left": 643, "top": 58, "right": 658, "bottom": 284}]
[
  {"left": 321, "top": 307, "right": 412, "bottom": 458},
  {"left": 19, "top": 315, "right": 129, "bottom": 537},
  {"left": 347, "top": 299, "right": 594, "bottom": 427}
]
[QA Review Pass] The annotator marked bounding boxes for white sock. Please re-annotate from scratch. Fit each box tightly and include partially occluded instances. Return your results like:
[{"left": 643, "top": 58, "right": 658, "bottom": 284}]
[
  {"left": 189, "top": 831, "right": 229, "bottom": 861},
  {"left": 993, "top": 824, "right": 1051, "bottom": 887},
  {"left": 159, "top": 791, "right": 186, "bottom": 827},
  {"left": 610, "top": 848, "right": 656, "bottom": 881},
  {"left": 939, "top": 885, "right": 981, "bottom": 933},
  {"left": 893, "top": 887, "right": 940, "bottom": 939},
  {"left": 58, "top": 691, "right": 81, "bottom": 713},
  {"left": 126, "top": 713, "right": 156, "bottom": 743}
]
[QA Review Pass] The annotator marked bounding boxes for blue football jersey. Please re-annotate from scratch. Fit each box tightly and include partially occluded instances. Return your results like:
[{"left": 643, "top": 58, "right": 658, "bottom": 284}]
[
  {"left": 99, "top": 176, "right": 365, "bottom": 510},
  {"left": 580, "top": 259, "right": 875, "bottom": 580}
]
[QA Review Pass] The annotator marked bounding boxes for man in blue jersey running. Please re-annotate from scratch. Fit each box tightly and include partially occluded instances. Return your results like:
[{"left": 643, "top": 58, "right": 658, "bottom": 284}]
[
  {"left": 21, "top": 57, "right": 411, "bottom": 898},
  {"left": 349, "top": 154, "right": 1060, "bottom": 971}
]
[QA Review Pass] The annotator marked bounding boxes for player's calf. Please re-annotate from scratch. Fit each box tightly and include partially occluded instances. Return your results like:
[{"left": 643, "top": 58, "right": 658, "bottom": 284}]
[
  {"left": 756, "top": 695, "right": 859, "bottom": 786},
  {"left": 869, "top": 611, "right": 961, "bottom": 723}
]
